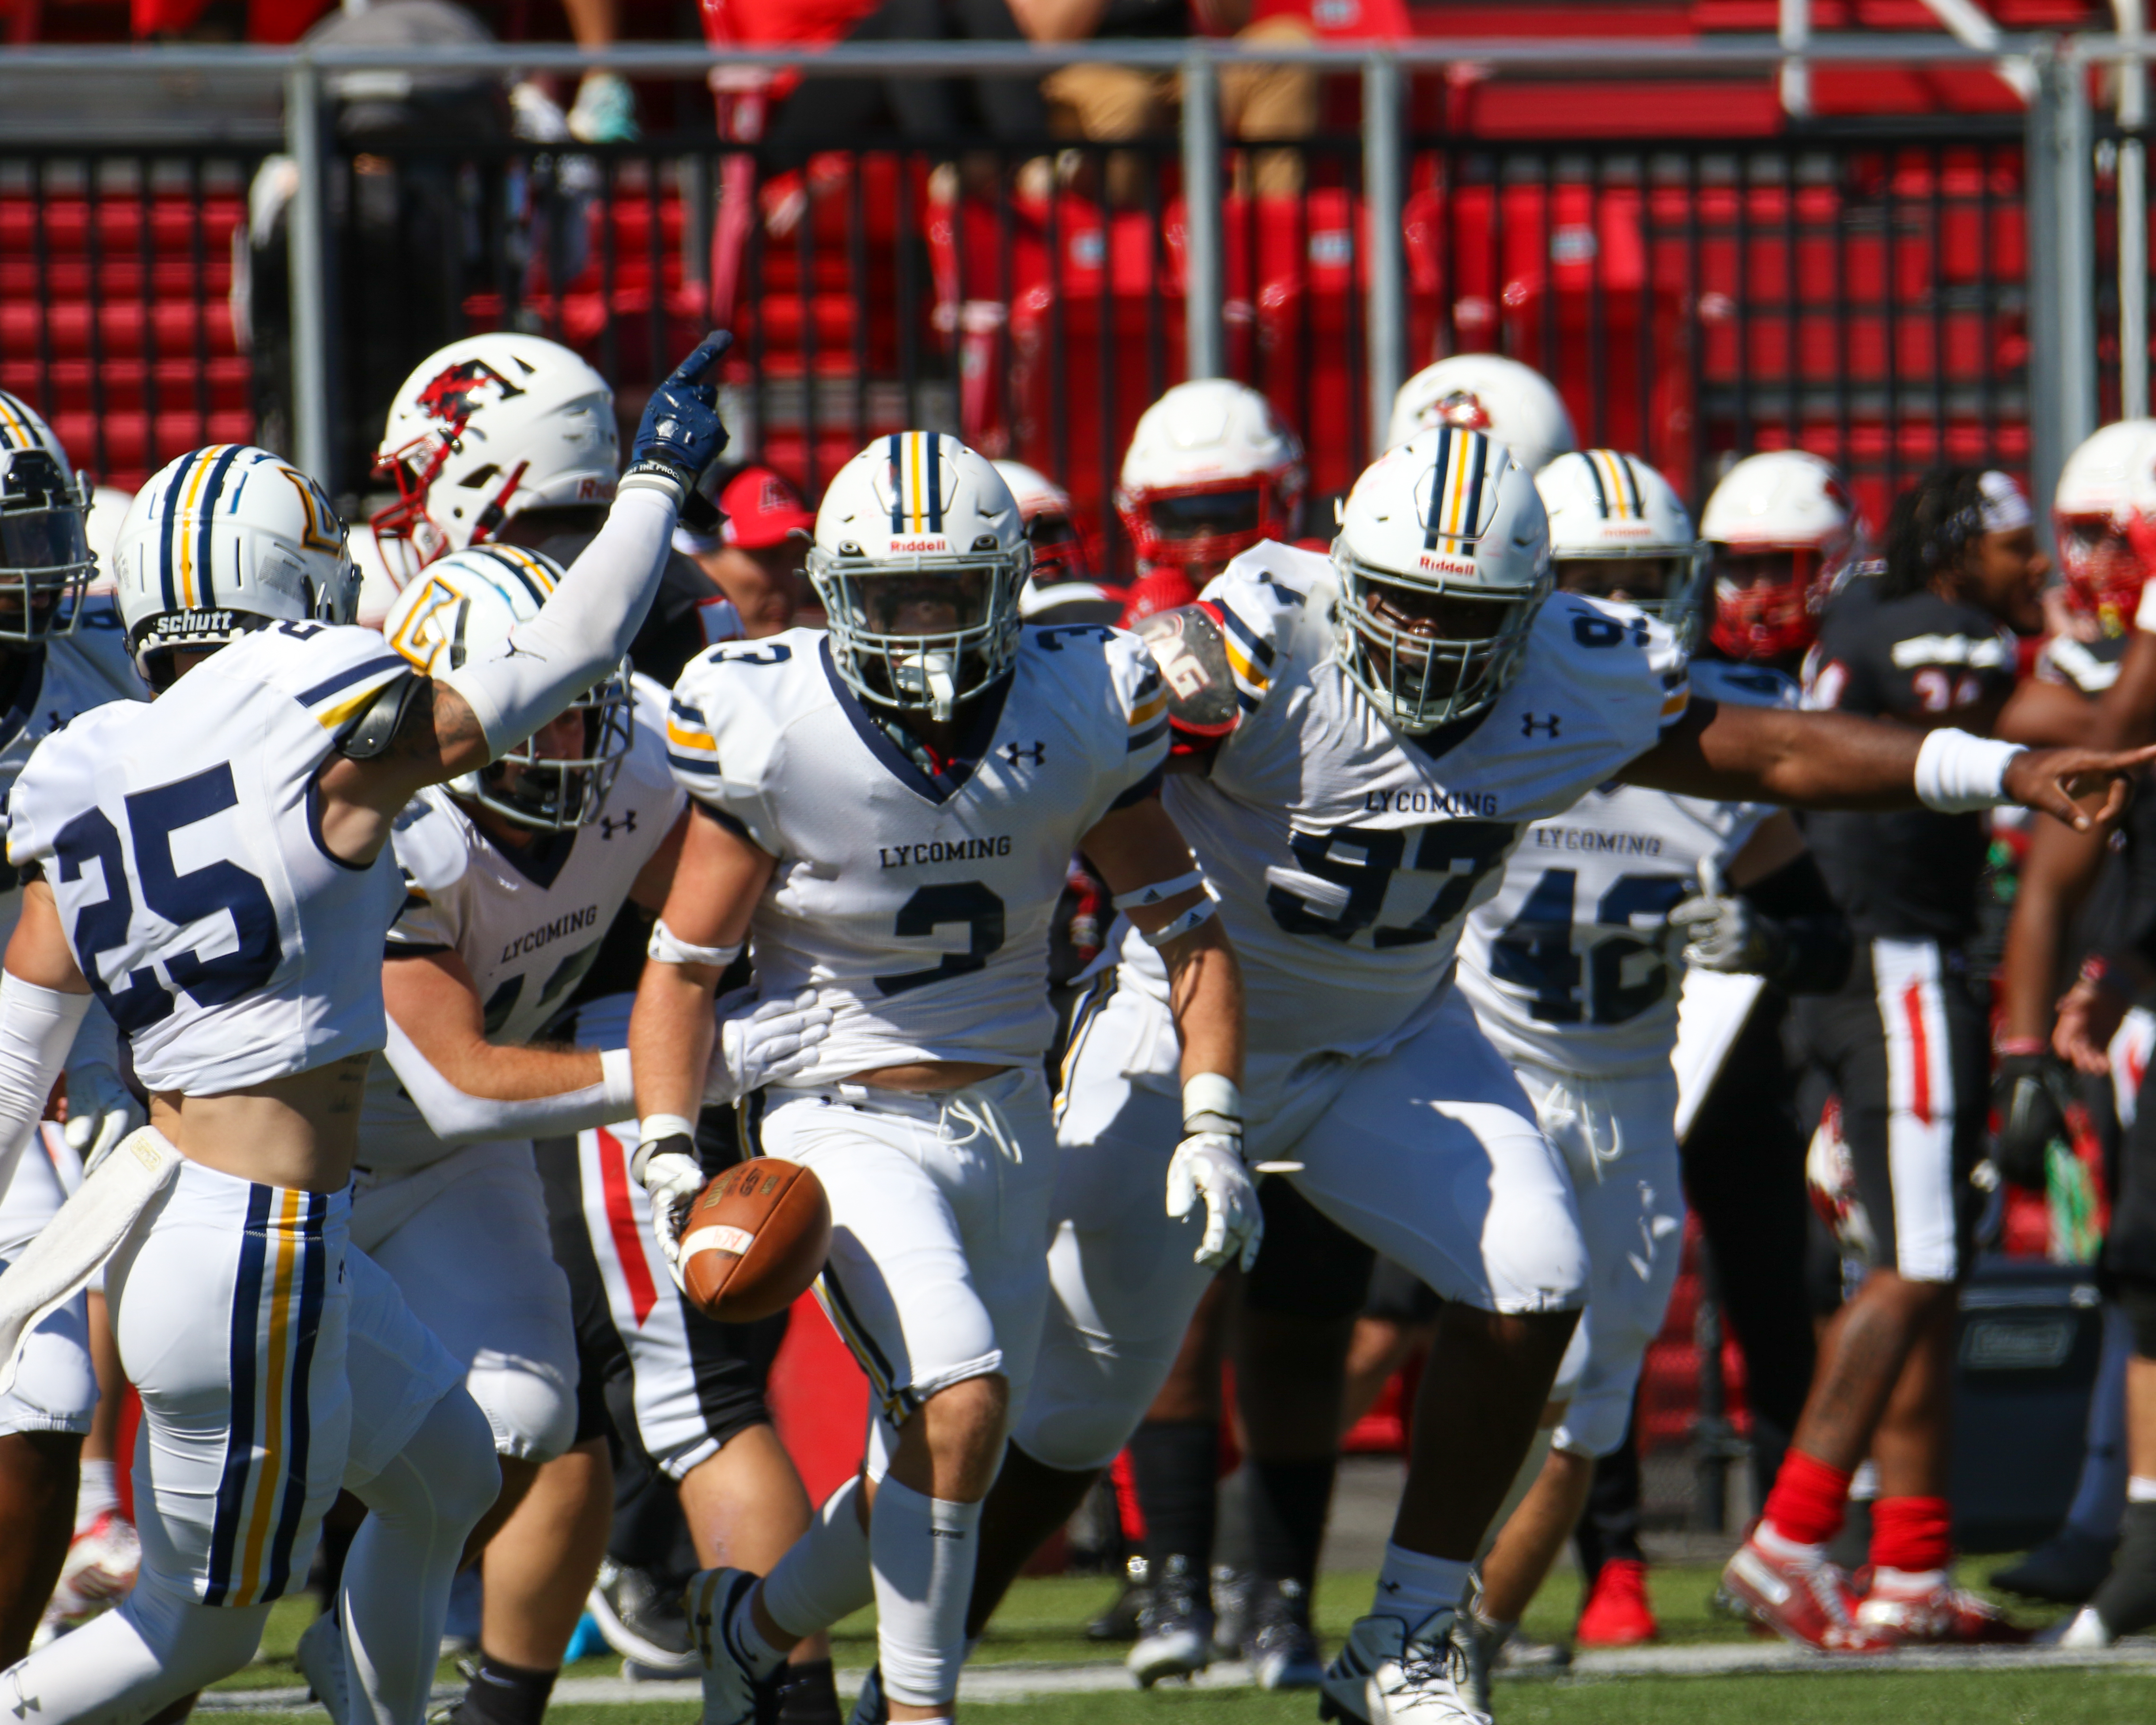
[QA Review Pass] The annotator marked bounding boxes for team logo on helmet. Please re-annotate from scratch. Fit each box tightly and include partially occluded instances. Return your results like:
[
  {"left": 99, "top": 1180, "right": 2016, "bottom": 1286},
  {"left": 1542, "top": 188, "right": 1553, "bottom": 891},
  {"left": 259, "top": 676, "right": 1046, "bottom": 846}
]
[
  {"left": 1432, "top": 390, "right": 1495, "bottom": 434},
  {"left": 414, "top": 360, "right": 527, "bottom": 433}
]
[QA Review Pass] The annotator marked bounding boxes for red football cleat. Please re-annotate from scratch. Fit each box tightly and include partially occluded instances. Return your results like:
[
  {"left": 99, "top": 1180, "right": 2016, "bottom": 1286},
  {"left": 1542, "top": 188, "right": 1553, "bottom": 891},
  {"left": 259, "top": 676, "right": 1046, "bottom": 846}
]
[
  {"left": 1575, "top": 1558, "right": 1659, "bottom": 1647},
  {"left": 1721, "top": 1532, "right": 1875, "bottom": 1651},
  {"left": 1854, "top": 1576, "right": 2033, "bottom": 1646}
]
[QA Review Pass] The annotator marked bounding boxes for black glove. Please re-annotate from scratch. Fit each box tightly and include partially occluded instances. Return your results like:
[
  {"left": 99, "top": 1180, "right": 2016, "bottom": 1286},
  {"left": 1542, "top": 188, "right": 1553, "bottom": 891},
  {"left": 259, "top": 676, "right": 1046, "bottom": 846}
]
[
  {"left": 1992, "top": 1051, "right": 2071, "bottom": 1191},
  {"left": 629, "top": 330, "right": 733, "bottom": 502}
]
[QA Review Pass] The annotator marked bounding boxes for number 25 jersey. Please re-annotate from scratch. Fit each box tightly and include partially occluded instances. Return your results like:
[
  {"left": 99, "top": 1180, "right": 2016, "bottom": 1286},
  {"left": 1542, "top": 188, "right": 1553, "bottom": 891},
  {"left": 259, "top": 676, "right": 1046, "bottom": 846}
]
[
  {"left": 1456, "top": 660, "right": 1797, "bottom": 1080},
  {"left": 7, "top": 624, "right": 411, "bottom": 1096},
  {"left": 1120, "top": 543, "right": 1690, "bottom": 1062},
  {"left": 664, "top": 627, "right": 1169, "bottom": 1083}
]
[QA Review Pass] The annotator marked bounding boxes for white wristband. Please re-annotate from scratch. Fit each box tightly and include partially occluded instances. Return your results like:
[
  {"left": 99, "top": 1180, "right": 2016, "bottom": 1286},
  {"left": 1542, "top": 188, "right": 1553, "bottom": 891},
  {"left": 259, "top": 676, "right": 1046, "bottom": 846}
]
[
  {"left": 1913, "top": 727, "right": 2026, "bottom": 812},
  {"left": 1136, "top": 893, "right": 1218, "bottom": 947},
  {"left": 638, "top": 1112, "right": 698, "bottom": 1149},
  {"left": 648, "top": 919, "right": 743, "bottom": 969},
  {"left": 600, "top": 1047, "right": 636, "bottom": 1115},
  {"left": 1182, "top": 1072, "right": 1243, "bottom": 1134},
  {"left": 1112, "top": 870, "right": 1205, "bottom": 912}
]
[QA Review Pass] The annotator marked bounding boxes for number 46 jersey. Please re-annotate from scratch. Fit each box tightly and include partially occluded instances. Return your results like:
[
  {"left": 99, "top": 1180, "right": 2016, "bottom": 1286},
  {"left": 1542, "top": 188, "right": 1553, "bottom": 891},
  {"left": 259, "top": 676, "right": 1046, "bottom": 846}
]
[
  {"left": 1456, "top": 660, "right": 1799, "bottom": 1080},
  {"left": 8, "top": 624, "right": 410, "bottom": 1096},
  {"left": 664, "top": 626, "right": 1168, "bottom": 1083}
]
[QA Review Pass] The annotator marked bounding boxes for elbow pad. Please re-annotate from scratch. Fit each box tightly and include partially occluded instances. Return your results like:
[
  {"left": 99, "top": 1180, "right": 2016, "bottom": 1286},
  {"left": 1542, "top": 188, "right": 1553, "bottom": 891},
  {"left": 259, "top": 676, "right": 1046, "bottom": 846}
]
[
  {"left": 0, "top": 973, "right": 91, "bottom": 1195},
  {"left": 1739, "top": 852, "right": 1854, "bottom": 995}
]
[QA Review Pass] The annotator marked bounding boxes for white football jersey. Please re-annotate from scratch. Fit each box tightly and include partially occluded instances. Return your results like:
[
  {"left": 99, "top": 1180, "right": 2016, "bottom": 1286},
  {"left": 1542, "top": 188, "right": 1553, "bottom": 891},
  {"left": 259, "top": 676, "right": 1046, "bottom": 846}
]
[
  {"left": 360, "top": 675, "right": 686, "bottom": 1170},
  {"left": 7, "top": 622, "right": 411, "bottom": 1096},
  {"left": 1457, "top": 660, "right": 1799, "bottom": 1079},
  {"left": 0, "top": 595, "right": 150, "bottom": 945},
  {"left": 1118, "top": 543, "right": 1689, "bottom": 1060},
  {"left": 665, "top": 625, "right": 1169, "bottom": 1081}
]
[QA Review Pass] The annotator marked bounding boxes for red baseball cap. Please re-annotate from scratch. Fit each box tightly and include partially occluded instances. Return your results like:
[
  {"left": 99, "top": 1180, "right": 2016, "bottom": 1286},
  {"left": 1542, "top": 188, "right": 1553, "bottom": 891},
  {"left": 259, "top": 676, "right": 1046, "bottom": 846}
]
[{"left": 719, "top": 466, "right": 814, "bottom": 550}]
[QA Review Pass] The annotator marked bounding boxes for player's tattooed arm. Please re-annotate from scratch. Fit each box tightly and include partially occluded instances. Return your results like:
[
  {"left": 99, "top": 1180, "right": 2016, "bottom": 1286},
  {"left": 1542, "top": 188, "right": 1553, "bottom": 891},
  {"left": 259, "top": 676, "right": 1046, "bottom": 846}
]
[
  {"left": 1620, "top": 698, "right": 2156, "bottom": 831},
  {"left": 1081, "top": 797, "right": 1244, "bottom": 1088}
]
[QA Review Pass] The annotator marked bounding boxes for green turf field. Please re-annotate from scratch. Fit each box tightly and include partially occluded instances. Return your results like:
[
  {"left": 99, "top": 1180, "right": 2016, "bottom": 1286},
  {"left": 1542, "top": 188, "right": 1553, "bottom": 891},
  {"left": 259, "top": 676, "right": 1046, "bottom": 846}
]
[{"left": 200, "top": 1558, "right": 2146, "bottom": 1721}]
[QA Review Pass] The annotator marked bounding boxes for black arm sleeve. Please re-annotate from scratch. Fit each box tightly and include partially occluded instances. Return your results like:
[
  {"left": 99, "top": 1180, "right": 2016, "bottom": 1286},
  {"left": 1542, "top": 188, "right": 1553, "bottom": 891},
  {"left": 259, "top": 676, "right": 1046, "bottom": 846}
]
[{"left": 1738, "top": 848, "right": 1855, "bottom": 996}]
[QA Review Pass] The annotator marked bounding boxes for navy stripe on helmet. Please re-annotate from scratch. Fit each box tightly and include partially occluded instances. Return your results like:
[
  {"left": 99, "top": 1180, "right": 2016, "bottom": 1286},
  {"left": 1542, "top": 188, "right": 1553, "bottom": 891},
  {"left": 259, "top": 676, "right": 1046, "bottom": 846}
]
[
  {"left": 192, "top": 444, "right": 245, "bottom": 610},
  {"left": 1459, "top": 432, "right": 1488, "bottom": 544},
  {"left": 1423, "top": 425, "right": 1453, "bottom": 552},
  {"left": 477, "top": 545, "right": 551, "bottom": 611},
  {"left": 925, "top": 434, "right": 943, "bottom": 534},
  {"left": 159, "top": 451, "right": 200, "bottom": 614},
  {"left": 1580, "top": 452, "right": 1610, "bottom": 519},
  {"left": 1618, "top": 453, "right": 1645, "bottom": 519},
  {"left": 887, "top": 434, "right": 904, "bottom": 534}
]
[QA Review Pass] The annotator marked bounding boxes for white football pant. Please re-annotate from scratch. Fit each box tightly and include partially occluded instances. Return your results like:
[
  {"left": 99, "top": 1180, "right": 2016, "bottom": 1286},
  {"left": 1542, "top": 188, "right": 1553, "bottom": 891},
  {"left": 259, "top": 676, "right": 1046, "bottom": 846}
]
[{"left": 0, "top": 1127, "right": 94, "bottom": 1439}]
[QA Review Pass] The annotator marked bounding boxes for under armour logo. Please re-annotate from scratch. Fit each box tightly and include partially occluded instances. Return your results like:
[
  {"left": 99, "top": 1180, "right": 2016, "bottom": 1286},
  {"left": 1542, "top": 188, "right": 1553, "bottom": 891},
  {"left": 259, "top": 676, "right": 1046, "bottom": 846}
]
[
  {"left": 600, "top": 810, "right": 638, "bottom": 840},
  {"left": 1521, "top": 713, "right": 1561, "bottom": 738},
  {"left": 1003, "top": 741, "right": 1046, "bottom": 767}
]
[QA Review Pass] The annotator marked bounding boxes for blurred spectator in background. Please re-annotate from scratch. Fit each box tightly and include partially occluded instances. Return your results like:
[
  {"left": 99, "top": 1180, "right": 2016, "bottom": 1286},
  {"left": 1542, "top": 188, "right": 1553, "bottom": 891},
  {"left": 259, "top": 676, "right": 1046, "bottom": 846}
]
[
  {"left": 674, "top": 465, "right": 816, "bottom": 641},
  {"left": 558, "top": 0, "right": 640, "bottom": 141},
  {"left": 1017, "top": 0, "right": 1318, "bottom": 203}
]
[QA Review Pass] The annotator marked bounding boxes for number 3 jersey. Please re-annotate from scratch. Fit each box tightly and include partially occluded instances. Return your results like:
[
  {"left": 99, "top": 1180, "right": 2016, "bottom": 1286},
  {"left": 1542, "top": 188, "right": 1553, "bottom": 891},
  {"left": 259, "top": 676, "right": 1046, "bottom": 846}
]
[
  {"left": 1456, "top": 660, "right": 1799, "bottom": 1080},
  {"left": 359, "top": 674, "right": 686, "bottom": 1172},
  {"left": 7, "top": 624, "right": 412, "bottom": 1096},
  {"left": 664, "top": 626, "right": 1169, "bottom": 1083},
  {"left": 1118, "top": 543, "right": 1690, "bottom": 1062}
]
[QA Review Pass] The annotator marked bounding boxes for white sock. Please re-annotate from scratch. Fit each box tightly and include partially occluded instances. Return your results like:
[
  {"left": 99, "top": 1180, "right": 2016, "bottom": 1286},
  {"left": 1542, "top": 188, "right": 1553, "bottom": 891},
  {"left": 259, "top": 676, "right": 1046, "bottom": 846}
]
[
  {"left": 869, "top": 1477, "right": 982, "bottom": 1708},
  {"left": 1374, "top": 1542, "right": 1473, "bottom": 1625},
  {"left": 342, "top": 1391, "right": 501, "bottom": 1725},
  {"left": 1754, "top": 1521, "right": 1825, "bottom": 1561},
  {"left": 1871, "top": 1566, "right": 1947, "bottom": 1594},
  {"left": 762, "top": 1474, "right": 877, "bottom": 1640},
  {"left": 2129, "top": 1476, "right": 2156, "bottom": 1504},
  {"left": 0, "top": 1572, "right": 268, "bottom": 1720},
  {"left": 75, "top": 1457, "right": 119, "bottom": 1528}
]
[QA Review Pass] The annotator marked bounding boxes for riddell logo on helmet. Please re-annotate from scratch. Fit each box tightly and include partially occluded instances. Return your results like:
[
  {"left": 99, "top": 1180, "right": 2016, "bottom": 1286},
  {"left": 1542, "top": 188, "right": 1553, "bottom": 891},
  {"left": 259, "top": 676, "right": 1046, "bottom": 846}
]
[
  {"left": 891, "top": 537, "right": 948, "bottom": 552},
  {"left": 1417, "top": 553, "right": 1478, "bottom": 576}
]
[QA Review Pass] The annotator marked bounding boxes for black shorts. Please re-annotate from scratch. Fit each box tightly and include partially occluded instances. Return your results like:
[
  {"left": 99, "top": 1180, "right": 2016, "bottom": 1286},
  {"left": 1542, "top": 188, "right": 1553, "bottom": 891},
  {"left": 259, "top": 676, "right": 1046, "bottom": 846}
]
[
  {"left": 538, "top": 1107, "right": 787, "bottom": 1475},
  {"left": 1243, "top": 1177, "right": 1375, "bottom": 1323},
  {"left": 1790, "top": 937, "right": 1988, "bottom": 1283}
]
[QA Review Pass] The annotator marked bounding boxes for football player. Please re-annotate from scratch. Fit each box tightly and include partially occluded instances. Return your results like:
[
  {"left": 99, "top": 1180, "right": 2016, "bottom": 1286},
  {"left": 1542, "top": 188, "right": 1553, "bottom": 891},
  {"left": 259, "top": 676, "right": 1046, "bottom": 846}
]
[
  {"left": 1698, "top": 450, "right": 1861, "bottom": 671},
  {"left": 0, "top": 395, "right": 148, "bottom": 1661},
  {"left": 1384, "top": 354, "right": 1577, "bottom": 472},
  {"left": 1115, "top": 381, "right": 1305, "bottom": 621},
  {"left": 922, "top": 428, "right": 2147, "bottom": 1725},
  {"left": 0, "top": 331, "right": 729, "bottom": 1724},
  {"left": 629, "top": 434, "right": 1246, "bottom": 1725},
  {"left": 1449, "top": 450, "right": 1852, "bottom": 1695},
  {"left": 1725, "top": 469, "right": 2051, "bottom": 1650}
]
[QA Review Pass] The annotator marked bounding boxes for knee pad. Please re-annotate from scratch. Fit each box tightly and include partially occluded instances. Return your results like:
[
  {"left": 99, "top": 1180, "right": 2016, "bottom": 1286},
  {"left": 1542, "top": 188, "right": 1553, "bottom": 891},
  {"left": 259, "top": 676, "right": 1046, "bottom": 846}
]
[
  {"left": 2118, "top": 1278, "right": 2156, "bottom": 1360},
  {"left": 467, "top": 1350, "right": 578, "bottom": 1464}
]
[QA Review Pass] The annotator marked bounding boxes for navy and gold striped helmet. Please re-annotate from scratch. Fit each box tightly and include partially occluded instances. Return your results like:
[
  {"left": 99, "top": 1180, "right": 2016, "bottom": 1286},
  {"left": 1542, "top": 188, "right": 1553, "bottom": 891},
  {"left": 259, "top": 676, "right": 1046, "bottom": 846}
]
[
  {"left": 0, "top": 390, "right": 95, "bottom": 647},
  {"left": 112, "top": 444, "right": 359, "bottom": 688}
]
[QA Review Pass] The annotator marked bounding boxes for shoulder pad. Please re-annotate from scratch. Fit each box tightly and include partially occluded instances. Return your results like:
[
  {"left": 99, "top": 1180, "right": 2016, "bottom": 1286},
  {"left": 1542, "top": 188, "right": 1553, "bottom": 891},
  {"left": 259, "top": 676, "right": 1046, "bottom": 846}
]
[
  {"left": 338, "top": 670, "right": 425, "bottom": 759},
  {"left": 1134, "top": 605, "right": 1240, "bottom": 738}
]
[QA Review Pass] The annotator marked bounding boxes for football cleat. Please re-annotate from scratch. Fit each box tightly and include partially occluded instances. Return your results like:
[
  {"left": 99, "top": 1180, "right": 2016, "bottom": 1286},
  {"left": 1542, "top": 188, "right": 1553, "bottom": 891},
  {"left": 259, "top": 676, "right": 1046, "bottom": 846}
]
[
  {"left": 684, "top": 1568, "right": 774, "bottom": 1725},
  {"left": 1243, "top": 1578, "right": 1325, "bottom": 1690},
  {"left": 1127, "top": 1554, "right": 1214, "bottom": 1685},
  {"left": 590, "top": 1559, "right": 698, "bottom": 1677},
  {"left": 297, "top": 1608, "right": 353, "bottom": 1725},
  {"left": 1210, "top": 1563, "right": 1255, "bottom": 1659},
  {"left": 1575, "top": 1557, "right": 1659, "bottom": 1646},
  {"left": 1087, "top": 1555, "right": 1150, "bottom": 1642},
  {"left": 1853, "top": 1575, "right": 2032, "bottom": 1646},
  {"left": 1721, "top": 1532, "right": 1870, "bottom": 1650},
  {"left": 1991, "top": 1529, "right": 2119, "bottom": 1605},
  {"left": 1319, "top": 1608, "right": 1489, "bottom": 1725},
  {"left": 846, "top": 1663, "right": 887, "bottom": 1725}
]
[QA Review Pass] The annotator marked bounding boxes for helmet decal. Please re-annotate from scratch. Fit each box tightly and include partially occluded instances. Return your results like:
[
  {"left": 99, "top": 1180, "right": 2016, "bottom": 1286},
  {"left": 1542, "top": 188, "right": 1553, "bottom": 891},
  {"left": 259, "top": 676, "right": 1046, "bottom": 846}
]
[{"left": 415, "top": 358, "right": 528, "bottom": 431}]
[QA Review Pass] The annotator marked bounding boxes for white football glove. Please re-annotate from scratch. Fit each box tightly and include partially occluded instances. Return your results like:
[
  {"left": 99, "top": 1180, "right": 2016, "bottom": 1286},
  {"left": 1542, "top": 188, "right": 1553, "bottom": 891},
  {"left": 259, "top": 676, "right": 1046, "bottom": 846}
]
[
  {"left": 64, "top": 1061, "right": 147, "bottom": 1177},
  {"left": 704, "top": 989, "right": 834, "bottom": 1107},
  {"left": 1668, "top": 889, "right": 1786, "bottom": 975},
  {"left": 632, "top": 1125, "right": 704, "bottom": 1289},
  {"left": 1166, "top": 1133, "right": 1262, "bottom": 1271}
]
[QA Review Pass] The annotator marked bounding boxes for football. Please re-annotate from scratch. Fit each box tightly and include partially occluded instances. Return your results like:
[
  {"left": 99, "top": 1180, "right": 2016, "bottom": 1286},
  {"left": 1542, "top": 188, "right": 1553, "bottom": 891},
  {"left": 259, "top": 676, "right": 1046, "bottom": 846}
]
[{"left": 678, "top": 1157, "right": 832, "bottom": 1323}]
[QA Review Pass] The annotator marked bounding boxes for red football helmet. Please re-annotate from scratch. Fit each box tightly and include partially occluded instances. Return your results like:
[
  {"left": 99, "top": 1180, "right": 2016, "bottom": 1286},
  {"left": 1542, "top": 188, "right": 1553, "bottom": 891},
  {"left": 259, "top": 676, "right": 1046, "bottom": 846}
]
[
  {"left": 1699, "top": 451, "right": 1861, "bottom": 662},
  {"left": 1115, "top": 381, "right": 1305, "bottom": 575},
  {"left": 2054, "top": 420, "right": 2156, "bottom": 636}
]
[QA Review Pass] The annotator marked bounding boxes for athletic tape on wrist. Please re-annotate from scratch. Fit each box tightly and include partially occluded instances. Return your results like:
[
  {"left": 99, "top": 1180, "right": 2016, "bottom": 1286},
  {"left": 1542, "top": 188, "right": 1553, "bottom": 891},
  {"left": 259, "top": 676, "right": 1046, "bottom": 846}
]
[
  {"left": 1135, "top": 893, "right": 1218, "bottom": 947},
  {"left": 631, "top": 1114, "right": 698, "bottom": 1187},
  {"left": 1182, "top": 1072, "right": 1243, "bottom": 1135},
  {"left": 1913, "top": 727, "right": 2025, "bottom": 813},
  {"left": 1111, "top": 869, "right": 1205, "bottom": 912},
  {"left": 648, "top": 919, "right": 743, "bottom": 969}
]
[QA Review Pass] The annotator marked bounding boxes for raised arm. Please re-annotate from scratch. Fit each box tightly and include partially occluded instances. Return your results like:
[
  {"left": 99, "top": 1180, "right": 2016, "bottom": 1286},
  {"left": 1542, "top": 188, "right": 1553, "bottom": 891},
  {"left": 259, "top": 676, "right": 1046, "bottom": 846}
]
[{"left": 1620, "top": 698, "right": 2156, "bottom": 832}]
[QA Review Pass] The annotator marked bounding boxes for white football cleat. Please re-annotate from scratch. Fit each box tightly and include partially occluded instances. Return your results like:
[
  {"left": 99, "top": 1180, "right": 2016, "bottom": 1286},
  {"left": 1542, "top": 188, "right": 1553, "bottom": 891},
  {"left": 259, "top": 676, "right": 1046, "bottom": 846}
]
[
  {"left": 684, "top": 1568, "right": 768, "bottom": 1725},
  {"left": 297, "top": 1608, "right": 352, "bottom": 1725},
  {"left": 1320, "top": 1608, "right": 1490, "bottom": 1725}
]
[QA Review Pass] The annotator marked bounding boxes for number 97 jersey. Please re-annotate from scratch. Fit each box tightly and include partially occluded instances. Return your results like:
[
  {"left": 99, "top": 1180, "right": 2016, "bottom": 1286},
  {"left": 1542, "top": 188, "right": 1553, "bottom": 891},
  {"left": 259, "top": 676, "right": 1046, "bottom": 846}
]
[
  {"left": 1455, "top": 659, "right": 1799, "bottom": 1079},
  {"left": 7, "top": 624, "right": 410, "bottom": 1096},
  {"left": 663, "top": 625, "right": 1169, "bottom": 1083}
]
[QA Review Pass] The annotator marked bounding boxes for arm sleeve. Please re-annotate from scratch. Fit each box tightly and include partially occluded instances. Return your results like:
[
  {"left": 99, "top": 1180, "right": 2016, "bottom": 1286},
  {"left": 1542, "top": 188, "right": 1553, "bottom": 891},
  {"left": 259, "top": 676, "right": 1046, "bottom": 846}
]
[
  {"left": 437, "top": 480, "right": 678, "bottom": 759},
  {"left": 382, "top": 1018, "right": 637, "bottom": 1145},
  {"left": 1737, "top": 850, "right": 1855, "bottom": 996},
  {"left": 0, "top": 974, "right": 90, "bottom": 1197}
]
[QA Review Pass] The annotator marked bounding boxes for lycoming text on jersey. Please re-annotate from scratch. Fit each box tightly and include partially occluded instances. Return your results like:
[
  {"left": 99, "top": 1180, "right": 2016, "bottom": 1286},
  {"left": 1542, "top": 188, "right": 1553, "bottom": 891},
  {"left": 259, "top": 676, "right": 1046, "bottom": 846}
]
[
  {"left": 879, "top": 837, "right": 1015, "bottom": 869},
  {"left": 500, "top": 903, "right": 600, "bottom": 963},
  {"left": 1530, "top": 827, "right": 1665, "bottom": 856},
  {"left": 1362, "top": 789, "right": 1501, "bottom": 817}
]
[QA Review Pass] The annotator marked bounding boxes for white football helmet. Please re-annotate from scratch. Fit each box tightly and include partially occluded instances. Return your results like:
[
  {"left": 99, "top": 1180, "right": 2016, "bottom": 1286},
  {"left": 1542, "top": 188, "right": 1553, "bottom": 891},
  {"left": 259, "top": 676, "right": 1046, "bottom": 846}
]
[
  {"left": 371, "top": 333, "right": 618, "bottom": 583},
  {"left": 1332, "top": 427, "right": 1552, "bottom": 732},
  {"left": 1536, "top": 450, "right": 1705, "bottom": 644},
  {"left": 810, "top": 432, "right": 1030, "bottom": 722},
  {"left": 113, "top": 445, "right": 359, "bottom": 689},
  {"left": 1698, "top": 450, "right": 1860, "bottom": 660},
  {"left": 0, "top": 391, "right": 95, "bottom": 645},
  {"left": 382, "top": 543, "right": 633, "bottom": 830},
  {"left": 994, "top": 458, "right": 1096, "bottom": 585},
  {"left": 2055, "top": 419, "right": 2156, "bottom": 632},
  {"left": 1115, "top": 380, "right": 1306, "bottom": 572},
  {"left": 1385, "top": 354, "right": 1577, "bottom": 473}
]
